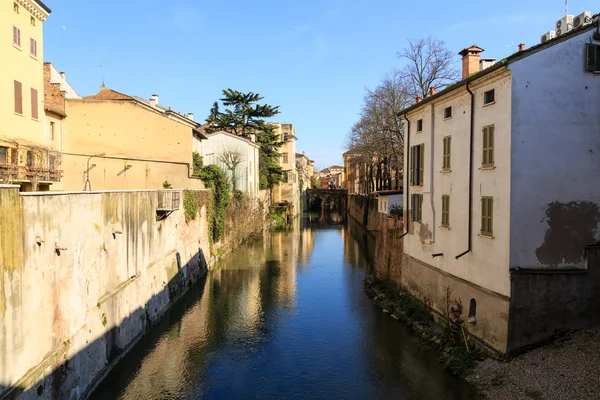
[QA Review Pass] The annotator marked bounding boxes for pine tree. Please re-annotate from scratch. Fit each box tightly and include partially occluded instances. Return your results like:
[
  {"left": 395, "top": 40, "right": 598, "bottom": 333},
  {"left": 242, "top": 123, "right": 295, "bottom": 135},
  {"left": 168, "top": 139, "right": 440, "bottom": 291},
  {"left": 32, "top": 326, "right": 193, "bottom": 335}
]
[{"left": 205, "top": 89, "right": 284, "bottom": 189}]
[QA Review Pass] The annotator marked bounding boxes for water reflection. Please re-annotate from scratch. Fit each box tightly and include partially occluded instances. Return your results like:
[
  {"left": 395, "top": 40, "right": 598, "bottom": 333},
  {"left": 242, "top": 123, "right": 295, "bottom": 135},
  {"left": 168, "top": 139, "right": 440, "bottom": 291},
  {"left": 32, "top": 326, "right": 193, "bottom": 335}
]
[{"left": 92, "top": 216, "right": 477, "bottom": 400}]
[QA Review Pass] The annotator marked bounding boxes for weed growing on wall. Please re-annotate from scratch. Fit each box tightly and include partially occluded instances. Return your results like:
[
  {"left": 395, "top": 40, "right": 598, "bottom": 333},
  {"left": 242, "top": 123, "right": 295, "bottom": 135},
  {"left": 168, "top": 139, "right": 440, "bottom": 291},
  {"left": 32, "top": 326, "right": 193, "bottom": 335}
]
[{"left": 183, "top": 190, "right": 199, "bottom": 221}]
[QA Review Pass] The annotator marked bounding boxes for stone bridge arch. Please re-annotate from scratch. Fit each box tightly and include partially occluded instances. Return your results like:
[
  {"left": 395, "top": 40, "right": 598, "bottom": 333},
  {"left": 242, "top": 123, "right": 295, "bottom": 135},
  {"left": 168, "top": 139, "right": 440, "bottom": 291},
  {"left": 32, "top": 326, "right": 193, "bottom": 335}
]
[{"left": 306, "top": 189, "right": 348, "bottom": 220}]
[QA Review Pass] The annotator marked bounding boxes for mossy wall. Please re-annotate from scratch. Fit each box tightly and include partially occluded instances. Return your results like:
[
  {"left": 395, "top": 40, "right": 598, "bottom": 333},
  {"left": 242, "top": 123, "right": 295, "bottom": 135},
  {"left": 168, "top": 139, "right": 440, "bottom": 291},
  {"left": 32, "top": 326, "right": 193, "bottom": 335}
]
[{"left": 0, "top": 187, "right": 211, "bottom": 400}]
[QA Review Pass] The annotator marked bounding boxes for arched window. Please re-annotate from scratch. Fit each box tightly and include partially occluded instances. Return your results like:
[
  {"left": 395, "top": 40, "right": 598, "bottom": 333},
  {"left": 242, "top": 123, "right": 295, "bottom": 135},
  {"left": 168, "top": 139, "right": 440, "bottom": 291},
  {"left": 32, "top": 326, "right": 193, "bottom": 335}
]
[{"left": 468, "top": 298, "right": 477, "bottom": 324}]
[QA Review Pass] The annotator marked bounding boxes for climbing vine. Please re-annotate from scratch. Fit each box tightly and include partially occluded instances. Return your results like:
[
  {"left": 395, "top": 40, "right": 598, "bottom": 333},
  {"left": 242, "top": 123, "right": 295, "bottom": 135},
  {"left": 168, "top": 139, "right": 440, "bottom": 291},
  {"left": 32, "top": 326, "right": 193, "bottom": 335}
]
[
  {"left": 192, "top": 152, "right": 230, "bottom": 243},
  {"left": 183, "top": 190, "right": 199, "bottom": 222}
]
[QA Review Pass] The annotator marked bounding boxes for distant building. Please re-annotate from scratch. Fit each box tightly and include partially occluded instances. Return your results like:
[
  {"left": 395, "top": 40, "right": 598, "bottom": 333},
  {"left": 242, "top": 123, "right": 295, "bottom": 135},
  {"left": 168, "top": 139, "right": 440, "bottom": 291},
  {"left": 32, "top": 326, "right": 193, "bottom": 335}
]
[
  {"left": 198, "top": 131, "right": 260, "bottom": 195},
  {"left": 399, "top": 17, "right": 600, "bottom": 354},
  {"left": 271, "top": 123, "right": 300, "bottom": 212},
  {"left": 373, "top": 189, "right": 403, "bottom": 216},
  {"left": 61, "top": 88, "right": 206, "bottom": 191}
]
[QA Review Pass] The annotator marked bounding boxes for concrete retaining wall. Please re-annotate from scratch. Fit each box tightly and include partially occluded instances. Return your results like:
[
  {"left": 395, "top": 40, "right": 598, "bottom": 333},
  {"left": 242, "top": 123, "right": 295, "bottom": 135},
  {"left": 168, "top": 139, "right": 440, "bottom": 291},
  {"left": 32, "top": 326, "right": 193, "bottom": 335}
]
[{"left": 0, "top": 186, "right": 211, "bottom": 399}]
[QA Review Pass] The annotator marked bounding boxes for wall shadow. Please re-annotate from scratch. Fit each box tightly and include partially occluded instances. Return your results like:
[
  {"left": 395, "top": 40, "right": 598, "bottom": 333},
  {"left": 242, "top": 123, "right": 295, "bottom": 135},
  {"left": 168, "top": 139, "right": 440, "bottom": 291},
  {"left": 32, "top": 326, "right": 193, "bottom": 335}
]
[{"left": 0, "top": 249, "right": 209, "bottom": 400}]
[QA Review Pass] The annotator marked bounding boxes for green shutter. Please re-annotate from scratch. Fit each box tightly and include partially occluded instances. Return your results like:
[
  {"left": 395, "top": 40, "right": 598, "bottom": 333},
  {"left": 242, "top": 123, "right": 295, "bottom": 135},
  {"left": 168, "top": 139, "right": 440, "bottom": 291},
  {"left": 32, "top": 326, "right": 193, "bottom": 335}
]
[
  {"left": 482, "top": 127, "right": 488, "bottom": 166},
  {"left": 586, "top": 44, "right": 598, "bottom": 72},
  {"left": 489, "top": 126, "right": 495, "bottom": 165},
  {"left": 419, "top": 144, "right": 424, "bottom": 186},
  {"left": 410, "top": 147, "right": 414, "bottom": 185},
  {"left": 447, "top": 136, "right": 451, "bottom": 169}
]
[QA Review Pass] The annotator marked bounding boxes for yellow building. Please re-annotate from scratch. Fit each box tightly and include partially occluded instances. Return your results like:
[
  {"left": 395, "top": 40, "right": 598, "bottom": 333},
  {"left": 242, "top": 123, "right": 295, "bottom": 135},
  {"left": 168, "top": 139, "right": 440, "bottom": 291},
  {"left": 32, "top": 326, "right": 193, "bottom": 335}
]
[
  {"left": 271, "top": 123, "right": 300, "bottom": 212},
  {"left": 60, "top": 88, "right": 205, "bottom": 191},
  {"left": 0, "top": 0, "right": 57, "bottom": 191}
]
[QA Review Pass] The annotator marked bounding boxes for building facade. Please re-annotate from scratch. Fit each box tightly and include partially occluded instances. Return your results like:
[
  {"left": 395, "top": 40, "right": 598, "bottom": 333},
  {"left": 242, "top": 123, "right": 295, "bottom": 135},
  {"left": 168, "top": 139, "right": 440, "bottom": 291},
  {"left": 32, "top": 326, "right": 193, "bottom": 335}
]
[
  {"left": 271, "top": 123, "right": 300, "bottom": 212},
  {"left": 197, "top": 131, "right": 260, "bottom": 195},
  {"left": 60, "top": 88, "right": 205, "bottom": 191},
  {"left": 0, "top": 0, "right": 59, "bottom": 191},
  {"left": 400, "top": 19, "right": 600, "bottom": 353}
]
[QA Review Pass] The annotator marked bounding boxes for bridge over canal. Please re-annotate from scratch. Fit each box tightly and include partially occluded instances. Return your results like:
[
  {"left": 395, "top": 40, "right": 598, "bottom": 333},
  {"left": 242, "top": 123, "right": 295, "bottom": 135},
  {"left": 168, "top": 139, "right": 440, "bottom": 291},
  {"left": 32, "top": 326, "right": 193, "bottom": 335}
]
[{"left": 306, "top": 189, "right": 348, "bottom": 220}]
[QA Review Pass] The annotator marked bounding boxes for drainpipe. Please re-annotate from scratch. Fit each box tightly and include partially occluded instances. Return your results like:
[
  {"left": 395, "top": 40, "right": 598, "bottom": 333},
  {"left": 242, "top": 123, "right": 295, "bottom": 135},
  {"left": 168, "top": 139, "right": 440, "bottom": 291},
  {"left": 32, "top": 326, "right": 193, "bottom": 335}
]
[
  {"left": 398, "top": 114, "right": 411, "bottom": 239},
  {"left": 456, "top": 81, "right": 475, "bottom": 259},
  {"left": 429, "top": 102, "right": 436, "bottom": 244}
]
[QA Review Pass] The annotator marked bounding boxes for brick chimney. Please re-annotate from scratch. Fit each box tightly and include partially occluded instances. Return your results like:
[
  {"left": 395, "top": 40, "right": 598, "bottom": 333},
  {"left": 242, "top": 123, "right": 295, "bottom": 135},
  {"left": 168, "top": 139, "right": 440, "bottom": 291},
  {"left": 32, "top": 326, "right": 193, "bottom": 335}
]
[
  {"left": 518, "top": 43, "right": 525, "bottom": 51},
  {"left": 459, "top": 45, "right": 484, "bottom": 80},
  {"left": 416, "top": 96, "right": 422, "bottom": 103},
  {"left": 430, "top": 86, "right": 435, "bottom": 96}
]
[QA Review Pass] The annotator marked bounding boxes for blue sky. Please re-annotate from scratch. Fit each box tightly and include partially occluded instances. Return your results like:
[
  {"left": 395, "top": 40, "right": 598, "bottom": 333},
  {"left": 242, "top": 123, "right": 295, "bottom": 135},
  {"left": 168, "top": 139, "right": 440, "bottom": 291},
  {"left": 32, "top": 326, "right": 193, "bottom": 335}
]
[{"left": 43, "top": 0, "right": 597, "bottom": 168}]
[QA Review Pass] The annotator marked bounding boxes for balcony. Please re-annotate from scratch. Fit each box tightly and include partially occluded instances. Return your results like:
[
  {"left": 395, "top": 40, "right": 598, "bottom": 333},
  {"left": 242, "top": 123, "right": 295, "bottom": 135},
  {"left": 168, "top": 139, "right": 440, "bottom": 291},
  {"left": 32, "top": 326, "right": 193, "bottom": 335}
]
[
  {"left": 157, "top": 191, "right": 181, "bottom": 211},
  {"left": 0, "top": 164, "right": 63, "bottom": 184}
]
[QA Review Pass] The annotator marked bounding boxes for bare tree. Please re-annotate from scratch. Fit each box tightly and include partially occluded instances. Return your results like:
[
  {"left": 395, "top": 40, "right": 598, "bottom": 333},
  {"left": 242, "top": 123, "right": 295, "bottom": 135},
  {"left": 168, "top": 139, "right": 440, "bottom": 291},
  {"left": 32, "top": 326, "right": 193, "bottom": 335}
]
[
  {"left": 397, "top": 36, "right": 460, "bottom": 99},
  {"left": 218, "top": 145, "right": 245, "bottom": 191}
]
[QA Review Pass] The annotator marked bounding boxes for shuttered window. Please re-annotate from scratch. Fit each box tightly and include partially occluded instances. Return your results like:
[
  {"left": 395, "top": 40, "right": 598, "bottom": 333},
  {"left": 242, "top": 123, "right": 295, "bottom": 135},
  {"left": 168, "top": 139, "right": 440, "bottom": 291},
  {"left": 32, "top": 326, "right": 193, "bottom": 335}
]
[
  {"left": 13, "top": 26, "right": 20, "bottom": 47},
  {"left": 26, "top": 151, "right": 33, "bottom": 167},
  {"left": 410, "top": 144, "right": 424, "bottom": 186},
  {"left": 442, "top": 195, "right": 450, "bottom": 228},
  {"left": 481, "top": 197, "right": 494, "bottom": 237},
  {"left": 0, "top": 147, "right": 8, "bottom": 164},
  {"left": 14, "top": 81, "right": 23, "bottom": 114},
  {"left": 31, "top": 88, "right": 38, "bottom": 120},
  {"left": 442, "top": 136, "right": 451, "bottom": 171},
  {"left": 30, "top": 38, "right": 37, "bottom": 57},
  {"left": 282, "top": 152, "right": 288, "bottom": 163},
  {"left": 482, "top": 125, "right": 495, "bottom": 168},
  {"left": 411, "top": 194, "right": 423, "bottom": 222},
  {"left": 416, "top": 119, "right": 423, "bottom": 132}
]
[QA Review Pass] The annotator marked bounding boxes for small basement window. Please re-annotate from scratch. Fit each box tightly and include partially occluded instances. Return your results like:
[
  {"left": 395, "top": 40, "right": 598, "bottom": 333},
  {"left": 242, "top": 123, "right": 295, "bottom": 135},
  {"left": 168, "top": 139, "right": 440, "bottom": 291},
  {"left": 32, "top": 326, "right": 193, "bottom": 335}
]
[
  {"left": 416, "top": 119, "right": 423, "bottom": 132},
  {"left": 468, "top": 298, "right": 477, "bottom": 324},
  {"left": 483, "top": 89, "right": 495, "bottom": 105},
  {"left": 586, "top": 44, "right": 600, "bottom": 72},
  {"left": 444, "top": 106, "right": 452, "bottom": 119}
]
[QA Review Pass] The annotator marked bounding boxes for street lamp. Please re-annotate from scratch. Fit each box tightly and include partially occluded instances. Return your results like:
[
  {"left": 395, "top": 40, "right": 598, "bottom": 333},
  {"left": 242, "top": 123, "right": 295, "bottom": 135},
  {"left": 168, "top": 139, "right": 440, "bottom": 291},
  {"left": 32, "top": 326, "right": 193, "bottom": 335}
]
[{"left": 84, "top": 152, "right": 105, "bottom": 191}]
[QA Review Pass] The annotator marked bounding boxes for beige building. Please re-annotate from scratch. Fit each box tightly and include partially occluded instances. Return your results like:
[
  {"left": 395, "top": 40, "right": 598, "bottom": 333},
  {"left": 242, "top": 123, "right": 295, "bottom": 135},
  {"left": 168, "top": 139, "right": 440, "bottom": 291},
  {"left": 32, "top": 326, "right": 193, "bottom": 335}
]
[
  {"left": 0, "top": 0, "right": 59, "bottom": 191},
  {"left": 295, "top": 151, "right": 314, "bottom": 190},
  {"left": 400, "top": 18, "right": 600, "bottom": 354},
  {"left": 271, "top": 123, "right": 300, "bottom": 212},
  {"left": 60, "top": 88, "right": 205, "bottom": 191}
]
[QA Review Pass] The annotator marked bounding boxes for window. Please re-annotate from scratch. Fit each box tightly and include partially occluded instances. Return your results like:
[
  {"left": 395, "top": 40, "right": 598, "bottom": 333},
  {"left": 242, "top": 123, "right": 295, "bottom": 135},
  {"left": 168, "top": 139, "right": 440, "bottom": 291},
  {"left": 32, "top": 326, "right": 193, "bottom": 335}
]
[
  {"left": 0, "top": 147, "right": 7, "bottom": 164},
  {"left": 30, "top": 38, "right": 37, "bottom": 57},
  {"left": 282, "top": 171, "right": 288, "bottom": 182},
  {"left": 49, "top": 155, "right": 57, "bottom": 170},
  {"left": 441, "top": 195, "right": 450, "bottom": 228},
  {"left": 468, "top": 299, "right": 477, "bottom": 324},
  {"left": 11, "top": 149, "right": 18, "bottom": 165},
  {"left": 14, "top": 81, "right": 23, "bottom": 115},
  {"left": 50, "top": 121, "right": 55, "bottom": 140},
  {"left": 31, "top": 88, "right": 38, "bottom": 120},
  {"left": 13, "top": 26, "right": 21, "bottom": 47},
  {"left": 26, "top": 151, "right": 33, "bottom": 167},
  {"left": 442, "top": 136, "right": 451, "bottom": 171},
  {"left": 14, "top": 3, "right": 19, "bottom": 13},
  {"left": 30, "top": 16, "right": 36, "bottom": 26},
  {"left": 409, "top": 144, "right": 424, "bottom": 186},
  {"left": 481, "top": 196, "right": 493, "bottom": 237},
  {"left": 482, "top": 125, "right": 495, "bottom": 168},
  {"left": 483, "top": 89, "right": 495, "bottom": 105},
  {"left": 282, "top": 152, "right": 288, "bottom": 163},
  {"left": 586, "top": 44, "right": 600, "bottom": 72},
  {"left": 416, "top": 119, "right": 423, "bottom": 132},
  {"left": 411, "top": 194, "right": 423, "bottom": 222},
  {"left": 444, "top": 106, "right": 452, "bottom": 119}
]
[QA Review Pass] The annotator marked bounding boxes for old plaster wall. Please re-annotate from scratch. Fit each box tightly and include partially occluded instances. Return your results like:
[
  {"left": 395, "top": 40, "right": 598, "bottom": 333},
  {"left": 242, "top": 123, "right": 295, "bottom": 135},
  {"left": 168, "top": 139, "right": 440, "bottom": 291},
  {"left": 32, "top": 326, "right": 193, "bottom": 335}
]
[
  {"left": 509, "top": 28, "right": 600, "bottom": 269},
  {"left": 0, "top": 186, "right": 210, "bottom": 400},
  {"left": 348, "top": 195, "right": 380, "bottom": 232},
  {"left": 508, "top": 244, "right": 600, "bottom": 351}
]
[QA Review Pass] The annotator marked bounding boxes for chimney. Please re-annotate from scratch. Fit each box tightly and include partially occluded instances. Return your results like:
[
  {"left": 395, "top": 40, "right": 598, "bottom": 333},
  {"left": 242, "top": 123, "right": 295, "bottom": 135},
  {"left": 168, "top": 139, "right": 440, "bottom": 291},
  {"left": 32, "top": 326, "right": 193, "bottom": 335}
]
[
  {"left": 518, "top": 43, "right": 525, "bottom": 51},
  {"left": 149, "top": 94, "right": 158, "bottom": 108},
  {"left": 60, "top": 72, "right": 66, "bottom": 80},
  {"left": 480, "top": 58, "right": 497, "bottom": 71},
  {"left": 459, "top": 45, "right": 484, "bottom": 80},
  {"left": 187, "top": 112, "right": 194, "bottom": 121},
  {"left": 430, "top": 86, "right": 435, "bottom": 96},
  {"left": 416, "top": 96, "right": 422, "bottom": 103}
]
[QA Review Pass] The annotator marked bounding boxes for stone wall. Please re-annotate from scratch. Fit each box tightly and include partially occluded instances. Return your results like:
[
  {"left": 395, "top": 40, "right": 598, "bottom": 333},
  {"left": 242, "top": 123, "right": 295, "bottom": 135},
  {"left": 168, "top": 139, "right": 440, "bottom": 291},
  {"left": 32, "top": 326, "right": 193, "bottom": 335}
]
[
  {"left": 348, "top": 194, "right": 381, "bottom": 233},
  {"left": 507, "top": 243, "right": 600, "bottom": 352},
  {"left": 0, "top": 186, "right": 211, "bottom": 399}
]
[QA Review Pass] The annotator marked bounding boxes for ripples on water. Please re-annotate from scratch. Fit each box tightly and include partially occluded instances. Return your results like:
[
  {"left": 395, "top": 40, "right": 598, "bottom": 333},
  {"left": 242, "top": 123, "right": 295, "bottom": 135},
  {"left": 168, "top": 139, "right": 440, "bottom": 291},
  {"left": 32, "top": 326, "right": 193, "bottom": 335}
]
[{"left": 91, "top": 215, "right": 478, "bottom": 400}]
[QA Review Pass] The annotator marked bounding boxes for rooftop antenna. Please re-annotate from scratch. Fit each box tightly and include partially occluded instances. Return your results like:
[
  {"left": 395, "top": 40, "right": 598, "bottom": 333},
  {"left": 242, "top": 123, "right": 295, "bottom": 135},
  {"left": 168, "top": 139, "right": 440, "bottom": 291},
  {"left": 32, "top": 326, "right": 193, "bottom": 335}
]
[
  {"left": 96, "top": 64, "right": 105, "bottom": 87},
  {"left": 565, "top": 0, "right": 568, "bottom": 16}
]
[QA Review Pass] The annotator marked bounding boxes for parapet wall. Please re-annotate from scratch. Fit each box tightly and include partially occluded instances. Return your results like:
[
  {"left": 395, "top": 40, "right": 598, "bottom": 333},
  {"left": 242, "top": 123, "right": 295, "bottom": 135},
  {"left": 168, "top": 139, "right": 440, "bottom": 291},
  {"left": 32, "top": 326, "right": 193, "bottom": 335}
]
[{"left": 0, "top": 186, "right": 211, "bottom": 399}]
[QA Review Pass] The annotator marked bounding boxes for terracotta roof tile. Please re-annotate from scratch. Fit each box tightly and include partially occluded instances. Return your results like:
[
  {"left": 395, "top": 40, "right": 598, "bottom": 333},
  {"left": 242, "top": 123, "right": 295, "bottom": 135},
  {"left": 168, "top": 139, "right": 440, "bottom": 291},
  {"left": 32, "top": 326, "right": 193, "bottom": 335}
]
[{"left": 84, "top": 88, "right": 133, "bottom": 101}]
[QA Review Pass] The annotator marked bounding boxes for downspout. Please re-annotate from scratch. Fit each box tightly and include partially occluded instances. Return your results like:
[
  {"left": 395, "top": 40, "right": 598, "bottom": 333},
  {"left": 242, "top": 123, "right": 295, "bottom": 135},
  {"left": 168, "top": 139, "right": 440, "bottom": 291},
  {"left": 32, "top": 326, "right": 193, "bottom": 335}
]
[
  {"left": 456, "top": 81, "right": 475, "bottom": 259},
  {"left": 429, "top": 102, "right": 436, "bottom": 244},
  {"left": 398, "top": 113, "right": 411, "bottom": 239}
]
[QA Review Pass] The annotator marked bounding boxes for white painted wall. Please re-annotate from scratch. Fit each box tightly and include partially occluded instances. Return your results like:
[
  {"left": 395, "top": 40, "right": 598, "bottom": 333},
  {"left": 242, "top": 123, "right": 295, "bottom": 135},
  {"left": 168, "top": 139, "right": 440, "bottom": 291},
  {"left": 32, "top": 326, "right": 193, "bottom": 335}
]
[
  {"left": 198, "top": 132, "right": 260, "bottom": 194},
  {"left": 403, "top": 69, "right": 512, "bottom": 297},
  {"left": 509, "top": 28, "right": 600, "bottom": 269},
  {"left": 48, "top": 63, "right": 81, "bottom": 99}
]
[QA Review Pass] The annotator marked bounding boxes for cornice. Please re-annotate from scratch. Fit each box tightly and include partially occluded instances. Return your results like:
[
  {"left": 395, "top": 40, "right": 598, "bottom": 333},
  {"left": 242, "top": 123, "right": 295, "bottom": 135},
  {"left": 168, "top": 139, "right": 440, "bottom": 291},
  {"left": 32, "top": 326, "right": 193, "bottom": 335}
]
[{"left": 17, "top": 0, "right": 50, "bottom": 22}]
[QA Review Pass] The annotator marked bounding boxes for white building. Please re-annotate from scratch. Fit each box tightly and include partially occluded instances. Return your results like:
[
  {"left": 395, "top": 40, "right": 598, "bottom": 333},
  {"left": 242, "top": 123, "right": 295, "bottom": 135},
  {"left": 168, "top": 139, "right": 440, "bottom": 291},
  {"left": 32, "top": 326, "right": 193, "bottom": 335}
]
[
  {"left": 196, "top": 131, "right": 260, "bottom": 195},
  {"left": 373, "top": 190, "right": 403, "bottom": 215},
  {"left": 399, "top": 16, "right": 600, "bottom": 354}
]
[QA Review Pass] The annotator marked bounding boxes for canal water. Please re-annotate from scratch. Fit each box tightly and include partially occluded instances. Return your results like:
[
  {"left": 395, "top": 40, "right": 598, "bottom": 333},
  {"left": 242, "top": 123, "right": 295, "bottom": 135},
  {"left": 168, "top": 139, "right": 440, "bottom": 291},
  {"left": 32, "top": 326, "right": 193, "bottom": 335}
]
[{"left": 91, "top": 216, "right": 477, "bottom": 400}]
